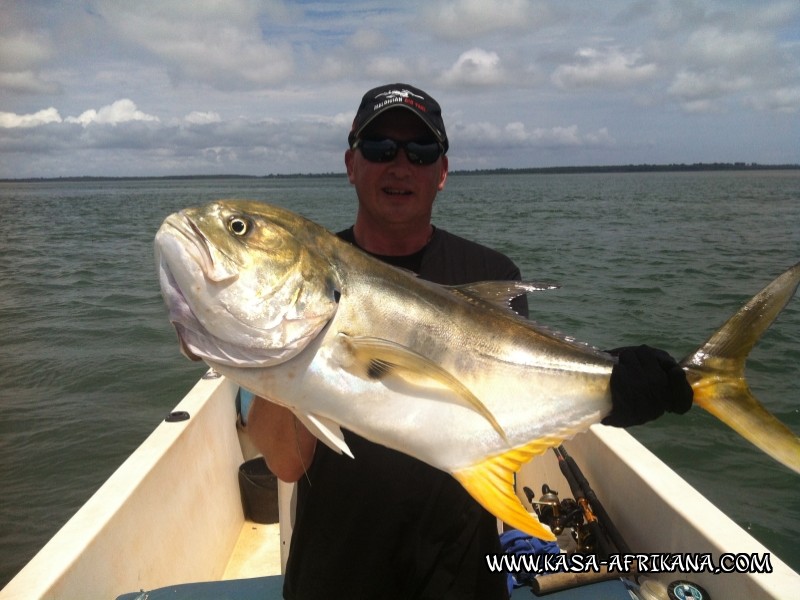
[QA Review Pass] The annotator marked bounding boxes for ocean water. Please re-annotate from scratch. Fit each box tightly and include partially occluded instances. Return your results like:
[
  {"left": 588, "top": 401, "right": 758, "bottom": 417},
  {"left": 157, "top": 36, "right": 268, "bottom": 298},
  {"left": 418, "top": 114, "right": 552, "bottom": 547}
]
[{"left": 1, "top": 171, "right": 799, "bottom": 587}]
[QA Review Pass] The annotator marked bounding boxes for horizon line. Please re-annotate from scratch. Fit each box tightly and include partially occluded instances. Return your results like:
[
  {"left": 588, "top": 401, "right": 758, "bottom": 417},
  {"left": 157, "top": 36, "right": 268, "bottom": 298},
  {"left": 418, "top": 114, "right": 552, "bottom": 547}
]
[{"left": 2, "top": 162, "right": 799, "bottom": 182}]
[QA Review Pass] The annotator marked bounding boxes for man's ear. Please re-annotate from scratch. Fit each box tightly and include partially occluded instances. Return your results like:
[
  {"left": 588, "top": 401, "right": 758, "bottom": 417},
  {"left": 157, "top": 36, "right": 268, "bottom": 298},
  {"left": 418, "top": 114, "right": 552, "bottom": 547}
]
[
  {"left": 438, "top": 155, "right": 449, "bottom": 191},
  {"left": 344, "top": 149, "right": 356, "bottom": 184}
]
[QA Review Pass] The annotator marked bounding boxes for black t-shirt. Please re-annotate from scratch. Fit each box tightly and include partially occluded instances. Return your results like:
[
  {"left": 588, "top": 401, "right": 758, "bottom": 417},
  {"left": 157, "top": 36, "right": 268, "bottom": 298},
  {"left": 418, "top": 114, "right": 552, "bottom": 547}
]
[{"left": 283, "top": 227, "right": 524, "bottom": 600}]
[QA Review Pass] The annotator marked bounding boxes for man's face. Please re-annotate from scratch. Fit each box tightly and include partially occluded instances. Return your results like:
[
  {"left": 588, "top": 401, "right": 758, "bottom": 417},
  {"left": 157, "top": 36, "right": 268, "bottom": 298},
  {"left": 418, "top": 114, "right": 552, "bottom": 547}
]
[{"left": 345, "top": 109, "right": 448, "bottom": 231}]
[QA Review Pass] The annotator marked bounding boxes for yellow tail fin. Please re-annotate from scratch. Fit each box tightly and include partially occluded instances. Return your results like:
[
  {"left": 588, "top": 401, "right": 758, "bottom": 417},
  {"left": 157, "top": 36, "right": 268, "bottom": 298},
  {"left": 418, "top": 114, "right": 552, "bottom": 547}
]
[{"left": 682, "top": 261, "right": 800, "bottom": 474}]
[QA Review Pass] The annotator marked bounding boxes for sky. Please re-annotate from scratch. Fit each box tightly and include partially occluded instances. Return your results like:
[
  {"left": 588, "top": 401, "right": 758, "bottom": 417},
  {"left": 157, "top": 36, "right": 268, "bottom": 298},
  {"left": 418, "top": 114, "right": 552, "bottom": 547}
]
[{"left": 1, "top": 0, "right": 799, "bottom": 178}]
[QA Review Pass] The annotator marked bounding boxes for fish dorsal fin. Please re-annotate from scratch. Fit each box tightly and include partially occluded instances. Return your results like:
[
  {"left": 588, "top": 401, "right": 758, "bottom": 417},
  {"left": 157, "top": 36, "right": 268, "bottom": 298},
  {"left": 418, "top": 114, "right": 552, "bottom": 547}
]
[
  {"left": 452, "top": 437, "right": 563, "bottom": 542},
  {"left": 296, "top": 411, "right": 354, "bottom": 458},
  {"left": 335, "top": 334, "right": 507, "bottom": 441},
  {"left": 450, "top": 281, "right": 560, "bottom": 311}
]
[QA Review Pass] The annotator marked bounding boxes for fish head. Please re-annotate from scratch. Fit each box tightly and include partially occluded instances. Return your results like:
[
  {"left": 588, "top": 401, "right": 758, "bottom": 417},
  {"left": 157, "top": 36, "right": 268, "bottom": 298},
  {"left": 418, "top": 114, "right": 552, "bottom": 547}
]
[{"left": 155, "top": 200, "right": 340, "bottom": 367}]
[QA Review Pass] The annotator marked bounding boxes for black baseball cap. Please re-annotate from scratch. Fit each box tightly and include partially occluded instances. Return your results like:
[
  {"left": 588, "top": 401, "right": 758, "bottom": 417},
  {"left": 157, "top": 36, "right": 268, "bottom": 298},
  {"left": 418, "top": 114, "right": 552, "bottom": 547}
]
[{"left": 348, "top": 83, "right": 449, "bottom": 153}]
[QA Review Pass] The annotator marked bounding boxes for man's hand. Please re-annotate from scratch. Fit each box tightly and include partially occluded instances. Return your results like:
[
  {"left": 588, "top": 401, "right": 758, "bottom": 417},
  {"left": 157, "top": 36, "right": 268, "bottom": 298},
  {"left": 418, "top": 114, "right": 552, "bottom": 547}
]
[{"left": 602, "top": 345, "right": 693, "bottom": 427}]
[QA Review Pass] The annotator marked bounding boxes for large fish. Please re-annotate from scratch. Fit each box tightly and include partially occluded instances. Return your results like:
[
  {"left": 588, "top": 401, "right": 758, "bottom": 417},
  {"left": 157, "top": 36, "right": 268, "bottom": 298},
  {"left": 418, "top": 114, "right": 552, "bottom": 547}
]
[{"left": 155, "top": 199, "right": 800, "bottom": 541}]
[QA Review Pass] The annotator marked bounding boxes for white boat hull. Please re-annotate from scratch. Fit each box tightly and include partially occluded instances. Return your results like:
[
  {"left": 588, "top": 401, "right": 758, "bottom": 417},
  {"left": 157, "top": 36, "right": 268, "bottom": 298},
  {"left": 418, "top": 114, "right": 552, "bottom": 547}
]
[
  {"left": 1, "top": 373, "right": 797, "bottom": 599},
  {"left": 0, "top": 373, "right": 281, "bottom": 600},
  {"left": 518, "top": 425, "right": 799, "bottom": 598}
]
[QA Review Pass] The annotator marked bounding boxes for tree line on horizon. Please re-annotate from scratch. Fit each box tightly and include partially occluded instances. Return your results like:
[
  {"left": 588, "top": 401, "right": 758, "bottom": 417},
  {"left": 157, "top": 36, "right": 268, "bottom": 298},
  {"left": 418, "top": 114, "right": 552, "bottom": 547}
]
[{"left": 4, "top": 162, "right": 799, "bottom": 182}]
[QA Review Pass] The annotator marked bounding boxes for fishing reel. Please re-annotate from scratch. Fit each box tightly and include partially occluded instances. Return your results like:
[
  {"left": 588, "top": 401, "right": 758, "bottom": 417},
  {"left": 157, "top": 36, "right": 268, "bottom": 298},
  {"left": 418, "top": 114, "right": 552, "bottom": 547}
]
[{"left": 525, "top": 484, "right": 598, "bottom": 554}]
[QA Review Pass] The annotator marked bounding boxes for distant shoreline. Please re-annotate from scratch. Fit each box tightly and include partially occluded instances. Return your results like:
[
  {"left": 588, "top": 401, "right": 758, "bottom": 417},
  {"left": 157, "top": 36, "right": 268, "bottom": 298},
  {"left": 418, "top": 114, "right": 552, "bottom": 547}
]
[{"left": 2, "top": 162, "right": 799, "bottom": 183}]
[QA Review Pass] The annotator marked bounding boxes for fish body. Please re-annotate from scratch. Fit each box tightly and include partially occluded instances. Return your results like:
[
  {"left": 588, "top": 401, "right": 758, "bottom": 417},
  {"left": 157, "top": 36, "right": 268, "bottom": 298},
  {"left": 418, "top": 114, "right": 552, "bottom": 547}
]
[{"left": 155, "top": 199, "right": 800, "bottom": 540}]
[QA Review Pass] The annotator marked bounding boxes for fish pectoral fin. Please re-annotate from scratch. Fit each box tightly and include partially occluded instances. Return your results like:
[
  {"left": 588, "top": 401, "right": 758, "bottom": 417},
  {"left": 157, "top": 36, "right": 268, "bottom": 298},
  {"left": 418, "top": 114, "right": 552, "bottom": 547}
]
[
  {"left": 296, "top": 411, "right": 354, "bottom": 458},
  {"left": 453, "top": 438, "right": 561, "bottom": 542},
  {"left": 449, "top": 280, "right": 560, "bottom": 311},
  {"left": 337, "top": 334, "right": 507, "bottom": 441}
]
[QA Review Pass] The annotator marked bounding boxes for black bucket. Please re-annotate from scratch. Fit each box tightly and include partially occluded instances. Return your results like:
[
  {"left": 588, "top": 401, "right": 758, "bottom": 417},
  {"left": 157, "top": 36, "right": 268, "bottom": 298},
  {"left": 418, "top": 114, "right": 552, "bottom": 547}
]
[{"left": 238, "top": 458, "right": 279, "bottom": 524}]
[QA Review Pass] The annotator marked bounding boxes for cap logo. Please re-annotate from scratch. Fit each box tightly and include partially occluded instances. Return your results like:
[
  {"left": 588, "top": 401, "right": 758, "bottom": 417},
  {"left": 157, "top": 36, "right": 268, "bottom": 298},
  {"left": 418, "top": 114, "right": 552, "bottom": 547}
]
[
  {"left": 350, "top": 84, "right": 447, "bottom": 152},
  {"left": 373, "top": 88, "right": 428, "bottom": 113}
]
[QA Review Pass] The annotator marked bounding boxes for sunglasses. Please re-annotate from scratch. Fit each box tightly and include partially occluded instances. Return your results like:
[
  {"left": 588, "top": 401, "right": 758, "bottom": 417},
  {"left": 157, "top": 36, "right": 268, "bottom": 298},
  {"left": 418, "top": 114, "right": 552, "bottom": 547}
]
[{"left": 353, "top": 138, "right": 444, "bottom": 166}]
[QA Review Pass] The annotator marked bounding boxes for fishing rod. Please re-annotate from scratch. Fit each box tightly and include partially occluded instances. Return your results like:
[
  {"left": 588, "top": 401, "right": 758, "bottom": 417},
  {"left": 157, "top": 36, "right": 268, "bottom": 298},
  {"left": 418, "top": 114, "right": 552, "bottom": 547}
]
[
  {"left": 554, "top": 445, "right": 633, "bottom": 556},
  {"left": 551, "top": 446, "right": 614, "bottom": 559}
]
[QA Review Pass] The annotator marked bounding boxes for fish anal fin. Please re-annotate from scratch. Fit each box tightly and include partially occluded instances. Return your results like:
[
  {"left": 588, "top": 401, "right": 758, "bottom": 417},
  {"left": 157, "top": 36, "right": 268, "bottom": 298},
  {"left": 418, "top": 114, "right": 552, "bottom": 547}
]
[
  {"left": 453, "top": 438, "right": 562, "bottom": 542},
  {"left": 336, "top": 334, "right": 507, "bottom": 441}
]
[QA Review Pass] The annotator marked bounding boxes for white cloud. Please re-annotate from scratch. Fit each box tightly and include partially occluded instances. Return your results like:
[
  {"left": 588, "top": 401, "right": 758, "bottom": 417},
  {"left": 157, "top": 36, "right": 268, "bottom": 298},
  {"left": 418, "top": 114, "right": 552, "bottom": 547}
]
[
  {"left": 421, "top": 0, "right": 545, "bottom": 39},
  {"left": 347, "top": 29, "right": 384, "bottom": 52},
  {"left": 94, "top": 0, "right": 295, "bottom": 90},
  {"left": 668, "top": 70, "right": 752, "bottom": 104},
  {"left": 0, "top": 0, "right": 798, "bottom": 177},
  {"left": 184, "top": 111, "right": 222, "bottom": 125},
  {"left": 0, "top": 71, "right": 61, "bottom": 95},
  {"left": 453, "top": 121, "right": 615, "bottom": 149},
  {"left": 552, "top": 47, "right": 657, "bottom": 90},
  {"left": 683, "top": 26, "right": 774, "bottom": 70},
  {"left": 648, "top": 6, "right": 799, "bottom": 113},
  {"left": 363, "top": 57, "right": 414, "bottom": 81},
  {"left": 0, "top": 31, "right": 61, "bottom": 94},
  {"left": 0, "top": 107, "right": 62, "bottom": 128},
  {"left": 663, "top": 24, "right": 786, "bottom": 111},
  {"left": 0, "top": 98, "right": 350, "bottom": 176},
  {"left": 745, "top": 86, "right": 800, "bottom": 113},
  {"left": 441, "top": 49, "right": 506, "bottom": 87},
  {"left": 749, "top": 0, "right": 800, "bottom": 27},
  {"left": 64, "top": 100, "right": 160, "bottom": 126},
  {"left": 0, "top": 31, "right": 54, "bottom": 70}
]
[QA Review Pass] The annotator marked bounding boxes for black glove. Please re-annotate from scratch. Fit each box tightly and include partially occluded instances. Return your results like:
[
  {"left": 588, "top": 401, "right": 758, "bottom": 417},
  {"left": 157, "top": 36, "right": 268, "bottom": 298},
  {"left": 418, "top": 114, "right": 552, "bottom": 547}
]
[{"left": 602, "top": 345, "right": 693, "bottom": 428}]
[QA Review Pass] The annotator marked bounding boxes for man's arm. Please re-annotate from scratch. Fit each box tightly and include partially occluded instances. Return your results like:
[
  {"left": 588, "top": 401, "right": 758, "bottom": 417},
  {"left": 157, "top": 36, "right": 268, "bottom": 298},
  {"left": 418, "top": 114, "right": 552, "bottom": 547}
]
[{"left": 245, "top": 398, "right": 317, "bottom": 482}]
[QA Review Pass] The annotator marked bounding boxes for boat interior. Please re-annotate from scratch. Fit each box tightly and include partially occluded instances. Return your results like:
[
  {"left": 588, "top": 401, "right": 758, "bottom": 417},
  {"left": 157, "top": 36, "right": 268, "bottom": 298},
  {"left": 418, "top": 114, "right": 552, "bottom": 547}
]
[{"left": 2, "top": 371, "right": 798, "bottom": 600}]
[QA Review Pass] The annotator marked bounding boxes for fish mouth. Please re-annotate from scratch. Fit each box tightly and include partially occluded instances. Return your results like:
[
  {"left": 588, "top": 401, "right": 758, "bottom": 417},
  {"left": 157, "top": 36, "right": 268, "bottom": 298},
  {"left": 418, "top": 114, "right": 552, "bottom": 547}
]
[
  {"left": 178, "top": 332, "right": 202, "bottom": 362},
  {"left": 155, "top": 213, "right": 253, "bottom": 365},
  {"left": 157, "top": 258, "right": 205, "bottom": 362},
  {"left": 158, "top": 254, "right": 293, "bottom": 366},
  {"left": 155, "top": 213, "right": 329, "bottom": 368}
]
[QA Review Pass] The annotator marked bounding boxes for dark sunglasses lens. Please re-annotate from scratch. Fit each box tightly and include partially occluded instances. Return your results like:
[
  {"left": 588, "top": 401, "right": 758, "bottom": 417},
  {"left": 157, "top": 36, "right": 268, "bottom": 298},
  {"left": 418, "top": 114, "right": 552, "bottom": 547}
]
[
  {"left": 359, "top": 139, "right": 398, "bottom": 162},
  {"left": 405, "top": 142, "right": 441, "bottom": 165},
  {"left": 358, "top": 139, "right": 441, "bottom": 165}
]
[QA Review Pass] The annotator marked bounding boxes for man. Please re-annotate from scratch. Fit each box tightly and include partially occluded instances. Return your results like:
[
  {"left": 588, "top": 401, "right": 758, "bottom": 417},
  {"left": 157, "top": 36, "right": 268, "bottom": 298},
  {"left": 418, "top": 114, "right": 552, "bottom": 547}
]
[{"left": 245, "top": 83, "right": 692, "bottom": 599}]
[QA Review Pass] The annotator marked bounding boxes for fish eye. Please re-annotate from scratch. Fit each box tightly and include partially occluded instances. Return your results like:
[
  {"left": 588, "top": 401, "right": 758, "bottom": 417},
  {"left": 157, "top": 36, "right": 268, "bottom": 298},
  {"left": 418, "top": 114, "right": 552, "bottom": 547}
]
[{"left": 228, "top": 216, "right": 251, "bottom": 237}]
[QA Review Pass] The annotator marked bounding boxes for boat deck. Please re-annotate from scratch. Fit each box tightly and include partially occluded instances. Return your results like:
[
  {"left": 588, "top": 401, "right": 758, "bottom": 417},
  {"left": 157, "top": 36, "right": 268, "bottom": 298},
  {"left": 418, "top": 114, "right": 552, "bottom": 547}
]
[{"left": 223, "top": 520, "right": 282, "bottom": 580}]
